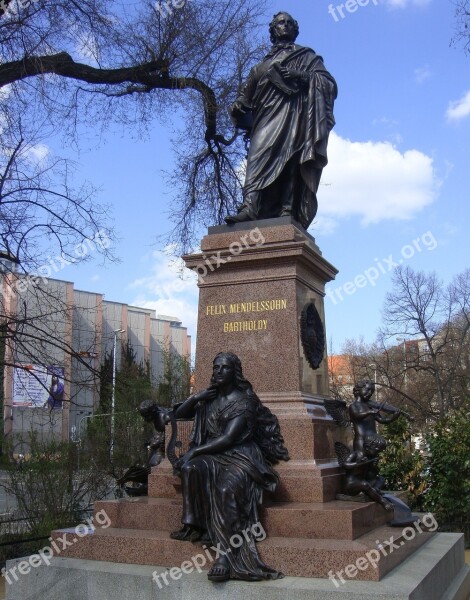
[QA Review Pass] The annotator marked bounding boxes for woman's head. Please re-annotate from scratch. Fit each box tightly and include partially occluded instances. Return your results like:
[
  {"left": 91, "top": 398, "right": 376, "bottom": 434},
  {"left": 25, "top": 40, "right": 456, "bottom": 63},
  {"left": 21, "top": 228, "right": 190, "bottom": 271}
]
[{"left": 211, "top": 352, "right": 251, "bottom": 391}]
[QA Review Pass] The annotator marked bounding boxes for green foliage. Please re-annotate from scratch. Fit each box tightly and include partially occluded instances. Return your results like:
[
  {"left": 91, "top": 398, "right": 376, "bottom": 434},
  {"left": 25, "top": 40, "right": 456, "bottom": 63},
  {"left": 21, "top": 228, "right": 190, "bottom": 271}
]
[
  {"left": 99, "top": 341, "right": 155, "bottom": 413},
  {"left": 0, "top": 434, "right": 111, "bottom": 538},
  {"left": 0, "top": 530, "right": 50, "bottom": 567},
  {"left": 379, "top": 417, "right": 427, "bottom": 510},
  {"left": 85, "top": 341, "right": 158, "bottom": 476},
  {"left": 84, "top": 341, "right": 190, "bottom": 477},
  {"left": 156, "top": 346, "right": 191, "bottom": 407},
  {"left": 424, "top": 407, "right": 470, "bottom": 541},
  {"left": 84, "top": 410, "right": 151, "bottom": 478}
]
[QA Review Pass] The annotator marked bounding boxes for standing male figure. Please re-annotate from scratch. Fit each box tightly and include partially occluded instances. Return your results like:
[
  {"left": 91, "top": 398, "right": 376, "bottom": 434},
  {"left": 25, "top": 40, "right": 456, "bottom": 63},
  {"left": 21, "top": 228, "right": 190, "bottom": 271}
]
[{"left": 226, "top": 12, "right": 337, "bottom": 228}]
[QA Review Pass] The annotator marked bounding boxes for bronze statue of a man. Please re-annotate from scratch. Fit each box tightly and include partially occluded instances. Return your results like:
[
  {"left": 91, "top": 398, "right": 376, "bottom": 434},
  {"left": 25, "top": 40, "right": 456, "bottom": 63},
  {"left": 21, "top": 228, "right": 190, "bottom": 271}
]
[{"left": 225, "top": 12, "right": 337, "bottom": 229}]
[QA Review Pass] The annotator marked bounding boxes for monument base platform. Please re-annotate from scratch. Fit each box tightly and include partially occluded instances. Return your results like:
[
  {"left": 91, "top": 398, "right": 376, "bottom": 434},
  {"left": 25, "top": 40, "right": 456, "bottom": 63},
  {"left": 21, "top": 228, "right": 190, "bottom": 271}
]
[{"left": 5, "top": 534, "right": 470, "bottom": 600}]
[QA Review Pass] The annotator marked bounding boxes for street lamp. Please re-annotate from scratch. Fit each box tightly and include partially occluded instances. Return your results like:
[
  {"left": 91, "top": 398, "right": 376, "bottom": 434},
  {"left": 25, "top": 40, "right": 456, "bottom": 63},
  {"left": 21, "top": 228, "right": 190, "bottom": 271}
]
[
  {"left": 110, "top": 328, "right": 124, "bottom": 461},
  {"left": 396, "top": 337, "right": 407, "bottom": 386}
]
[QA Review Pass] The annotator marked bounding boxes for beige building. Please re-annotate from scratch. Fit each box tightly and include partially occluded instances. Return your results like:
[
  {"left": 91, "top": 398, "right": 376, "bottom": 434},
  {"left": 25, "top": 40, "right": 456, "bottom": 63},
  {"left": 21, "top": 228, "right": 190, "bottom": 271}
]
[{"left": 1, "top": 273, "right": 190, "bottom": 449}]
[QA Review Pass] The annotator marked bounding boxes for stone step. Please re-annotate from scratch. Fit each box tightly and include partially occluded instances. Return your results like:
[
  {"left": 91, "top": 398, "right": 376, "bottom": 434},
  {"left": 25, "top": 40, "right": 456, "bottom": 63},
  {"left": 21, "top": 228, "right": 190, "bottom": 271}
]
[
  {"left": 260, "top": 499, "right": 390, "bottom": 541},
  {"left": 92, "top": 496, "right": 390, "bottom": 541},
  {"left": 50, "top": 523, "right": 435, "bottom": 581},
  {"left": 149, "top": 459, "right": 344, "bottom": 503}
]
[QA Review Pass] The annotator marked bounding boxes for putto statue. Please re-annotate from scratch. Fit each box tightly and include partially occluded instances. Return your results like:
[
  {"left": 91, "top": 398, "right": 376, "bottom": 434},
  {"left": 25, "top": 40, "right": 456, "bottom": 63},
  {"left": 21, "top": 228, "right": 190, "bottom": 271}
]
[
  {"left": 170, "top": 352, "right": 289, "bottom": 582},
  {"left": 225, "top": 12, "right": 337, "bottom": 228},
  {"left": 326, "top": 380, "right": 418, "bottom": 525}
]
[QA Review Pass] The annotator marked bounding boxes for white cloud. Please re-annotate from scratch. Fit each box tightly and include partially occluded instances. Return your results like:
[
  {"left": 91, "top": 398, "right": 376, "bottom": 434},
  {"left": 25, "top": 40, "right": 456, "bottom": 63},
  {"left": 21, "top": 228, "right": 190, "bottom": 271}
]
[
  {"left": 446, "top": 90, "right": 470, "bottom": 122},
  {"left": 311, "top": 214, "right": 339, "bottom": 235},
  {"left": 25, "top": 143, "right": 50, "bottom": 163},
  {"left": 129, "top": 246, "right": 199, "bottom": 341},
  {"left": 387, "top": 132, "right": 404, "bottom": 145},
  {"left": 2, "top": 140, "right": 50, "bottom": 164},
  {"left": 313, "top": 132, "right": 438, "bottom": 234},
  {"left": 0, "top": 83, "right": 12, "bottom": 103},
  {"left": 414, "top": 65, "right": 432, "bottom": 84}
]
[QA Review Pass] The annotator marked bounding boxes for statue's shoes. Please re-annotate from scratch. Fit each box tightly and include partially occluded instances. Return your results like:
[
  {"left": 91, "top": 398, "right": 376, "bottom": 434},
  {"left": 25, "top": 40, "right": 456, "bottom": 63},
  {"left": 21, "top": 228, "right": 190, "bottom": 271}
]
[
  {"left": 188, "top": 527, "right": 207, "bottom": 543},
  {"left": 170, "top": 525, "right": 194, "bottom": 541},
  {"left": 225, "top": 208, "right": 253, "bottom": 224},
  {"left": 200, "top": 530, "right": 212, "bottom": 543}
]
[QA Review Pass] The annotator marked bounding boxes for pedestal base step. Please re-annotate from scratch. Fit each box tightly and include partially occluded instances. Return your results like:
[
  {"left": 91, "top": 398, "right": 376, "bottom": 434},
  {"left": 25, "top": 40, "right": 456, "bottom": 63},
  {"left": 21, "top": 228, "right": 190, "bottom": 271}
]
[
  {"left": 93, "top": 496, "right": 392, "bottom": 541},
  {"left": 5, "top": 534, "right": 469, "bottom": 600},
  {"left": 49, "top": 522, "right": 434, "bottom": 581},
  {"left": 149, "top": 460, "right": 343, "bottom": 503}
]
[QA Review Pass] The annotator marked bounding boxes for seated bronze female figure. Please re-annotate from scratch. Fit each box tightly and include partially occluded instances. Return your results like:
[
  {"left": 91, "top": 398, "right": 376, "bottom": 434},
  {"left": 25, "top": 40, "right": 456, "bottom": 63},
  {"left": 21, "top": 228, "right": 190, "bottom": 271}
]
[{"left": 170, "top": 352, "right": 289, "bottom": 582}]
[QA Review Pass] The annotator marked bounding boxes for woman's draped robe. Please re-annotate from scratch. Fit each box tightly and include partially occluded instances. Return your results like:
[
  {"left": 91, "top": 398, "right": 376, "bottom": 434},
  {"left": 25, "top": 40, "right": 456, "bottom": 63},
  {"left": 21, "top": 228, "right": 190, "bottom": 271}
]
[{"left": 178, "top": 394, "right": 282, "bottom": 580}]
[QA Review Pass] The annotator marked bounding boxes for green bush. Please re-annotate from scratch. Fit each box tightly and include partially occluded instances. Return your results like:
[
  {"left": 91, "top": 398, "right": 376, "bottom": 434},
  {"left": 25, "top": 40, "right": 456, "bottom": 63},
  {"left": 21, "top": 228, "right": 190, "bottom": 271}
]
[
  {"left": 379, "top": 416, "right": 427, "bottom": 510},
  {"left": 424, "top": 408, "right": 470, "bottom": 543},
  {"left": 1, "top": 434, "right": 111, "bottom": 537}
]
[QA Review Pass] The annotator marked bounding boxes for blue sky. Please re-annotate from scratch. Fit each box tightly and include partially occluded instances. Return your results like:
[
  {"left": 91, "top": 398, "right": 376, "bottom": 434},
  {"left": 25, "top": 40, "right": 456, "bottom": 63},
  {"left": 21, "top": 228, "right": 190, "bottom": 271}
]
[{"left": 54, "top": 0, "right": 469, "bottom": 355}]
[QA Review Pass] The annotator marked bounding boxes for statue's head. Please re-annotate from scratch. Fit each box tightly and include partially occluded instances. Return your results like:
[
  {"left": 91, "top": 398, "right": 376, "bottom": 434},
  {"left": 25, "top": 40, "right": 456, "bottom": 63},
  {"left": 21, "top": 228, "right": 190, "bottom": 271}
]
[
  {"left": 353, "top": 379, "right": 375, "bottom": 401},
  {"left": 211, "top": 352, "right": 253, "bottom": 391},
  {"left": 363, "top": 434, "right": 386, "bottom": 457},
  {"left": 138, "top": 400, "right": 168, "bottom": 430},
  {"left": 269, "top": 12, "right": 299, "bottom": 44},
  {"left": 211, "top": 352, "right": 239, "bottom": 384}
]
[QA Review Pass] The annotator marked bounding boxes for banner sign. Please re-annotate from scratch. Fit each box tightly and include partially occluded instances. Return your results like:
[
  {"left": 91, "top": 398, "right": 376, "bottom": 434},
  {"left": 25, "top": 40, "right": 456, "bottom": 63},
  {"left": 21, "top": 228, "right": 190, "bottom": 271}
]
[{"left": 13, "top": 365, "right": 64, "bottom": 409}]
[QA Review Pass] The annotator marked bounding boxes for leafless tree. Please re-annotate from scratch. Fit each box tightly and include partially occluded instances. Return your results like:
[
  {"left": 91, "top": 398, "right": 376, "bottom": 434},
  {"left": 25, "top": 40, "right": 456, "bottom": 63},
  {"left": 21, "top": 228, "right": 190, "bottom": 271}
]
[
  {"left": 0, "top": 0, "right": 269, "bottom": 252},
  {"left": 0, "top": 118, "right": 113, "bottom": 271},
  {"left": 0, "top": 0, "right": 269, "bottom": 435},
  {"left": 339, "top": 267, "right": 470, "bottom": 428},
  {"left": 452, "top": 0, "right": 470, "bottom": 54},
  {"left": 0, "top": 108, "right": 112, "bottom": 413}
]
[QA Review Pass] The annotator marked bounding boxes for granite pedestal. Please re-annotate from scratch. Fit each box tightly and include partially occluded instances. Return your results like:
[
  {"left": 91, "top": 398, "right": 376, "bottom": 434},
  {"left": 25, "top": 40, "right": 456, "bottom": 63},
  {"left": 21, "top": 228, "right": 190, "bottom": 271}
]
[{"left": 38, "top": 219, "right": 438, "bottom": 582}]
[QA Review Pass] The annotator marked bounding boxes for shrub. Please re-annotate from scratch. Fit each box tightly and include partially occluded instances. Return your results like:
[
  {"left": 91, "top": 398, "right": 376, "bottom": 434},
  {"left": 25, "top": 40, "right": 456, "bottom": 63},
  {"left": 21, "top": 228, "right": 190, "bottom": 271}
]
[
  {"left": 424, "top": 408, "right": 470, "bottom": 543},
  {"left": 379, "top": 416, "right": 427, "bottom": 510}
]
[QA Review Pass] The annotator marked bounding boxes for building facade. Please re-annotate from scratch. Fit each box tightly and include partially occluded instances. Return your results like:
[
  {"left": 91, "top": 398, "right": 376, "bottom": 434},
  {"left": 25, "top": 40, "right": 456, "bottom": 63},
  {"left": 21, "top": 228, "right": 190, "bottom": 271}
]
[{"left": 1, "top": 274, "right": 190, "bottom": 450}]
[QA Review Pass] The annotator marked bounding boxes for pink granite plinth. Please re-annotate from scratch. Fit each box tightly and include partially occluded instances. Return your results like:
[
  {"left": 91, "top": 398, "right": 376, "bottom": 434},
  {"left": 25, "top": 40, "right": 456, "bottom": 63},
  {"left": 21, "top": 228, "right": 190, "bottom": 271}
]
[
  {"left": 148, "top": 459, "right": 180, "bottom": 499},
  {"left": 148, "top": 457, "right": 342, "bottom": 503},
  {"left": 51, "top": 523, "right": 434, "bottom": 581},
  {"left": 259, "top": 526, "right": 434, "bottom": 580},
  {"left": 183, "top": 220, "right": 337, "bottom": 398},
  {"left": 274, "top": 413, "right": 351, "bottom": 461},
  {"left": 268, "top": 460, "right": 342, "bottom": 503},
  {"left": 92, "top": 496, "right": 391, "bottom": 542}
]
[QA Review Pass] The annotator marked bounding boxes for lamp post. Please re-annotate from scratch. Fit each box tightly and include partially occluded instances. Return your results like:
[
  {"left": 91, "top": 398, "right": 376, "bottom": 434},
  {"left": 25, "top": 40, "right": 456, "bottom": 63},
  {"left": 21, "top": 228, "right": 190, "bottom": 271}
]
[
  {"left": 110, "top": 328, "right": 124, "bottom": 461},
  {"left": 396, "top": 337, "right": 407, "bottom": 387}
]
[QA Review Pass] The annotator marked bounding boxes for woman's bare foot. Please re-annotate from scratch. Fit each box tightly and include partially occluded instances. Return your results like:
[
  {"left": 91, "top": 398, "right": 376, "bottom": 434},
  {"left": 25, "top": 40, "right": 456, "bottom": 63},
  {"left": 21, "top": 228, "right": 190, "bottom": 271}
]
[{"left": 208, "top": 556, "right": 230, "bottom": 582}]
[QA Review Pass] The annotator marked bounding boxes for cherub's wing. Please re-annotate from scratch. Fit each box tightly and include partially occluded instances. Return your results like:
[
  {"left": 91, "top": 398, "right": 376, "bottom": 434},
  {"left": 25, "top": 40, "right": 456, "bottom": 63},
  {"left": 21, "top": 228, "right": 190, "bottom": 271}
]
[
  {"left": 334, "top": 441, "right": 351, "bottom": 467},
  {"left": 324, "top": 398, "right": 350, "bottom": 427}
]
